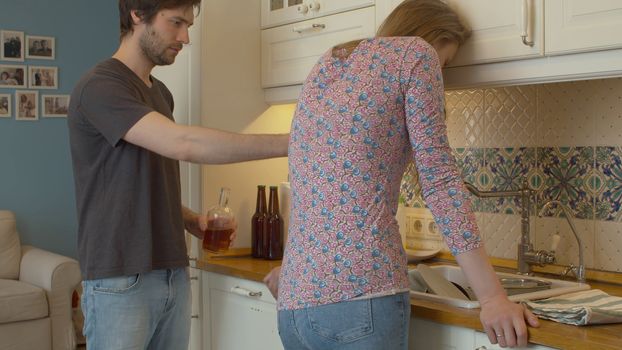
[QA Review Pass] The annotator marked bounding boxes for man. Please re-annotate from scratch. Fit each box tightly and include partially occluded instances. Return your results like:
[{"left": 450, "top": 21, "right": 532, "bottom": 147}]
[
  {"left": 29, "top": 40, "right": 41, "bottom": 56},
  {"left": 67, "top": 1, "right": 288, "bottom": 349},
  {"left": 39, "top": 39, "right": 52, "bottom": 56}
]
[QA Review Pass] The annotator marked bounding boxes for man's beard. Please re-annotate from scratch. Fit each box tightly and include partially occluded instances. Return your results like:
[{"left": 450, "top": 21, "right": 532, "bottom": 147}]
[{"left": 139, "top": 25, "right": 176, "bottom": 66}]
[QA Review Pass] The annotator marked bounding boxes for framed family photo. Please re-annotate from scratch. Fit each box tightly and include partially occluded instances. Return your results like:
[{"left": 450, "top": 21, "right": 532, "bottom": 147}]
[
  {"left": 0, "top": 94, "right": 11, "bottom": 118},
  {"left": 28, "top": 66, "right": 58, "bottom": 89},
  {"left": 0, "top": 64, "right": 26, "bottom": 88},
  {"left": 1, "top": 30, "right": 25, "bottom": 61},
  {"left": 15, "top": 90, "right": 38, "bottom": 121},
  {"left": 25, "top": 35, "right": 55, "bottom": 60},
  {"left": 42, "top": 94, "right": 69, "bottom": 117}
]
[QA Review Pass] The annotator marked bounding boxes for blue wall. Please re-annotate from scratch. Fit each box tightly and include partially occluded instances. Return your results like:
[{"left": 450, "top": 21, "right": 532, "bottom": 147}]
[{"left": 0, "top": 1, "right": 118, "bottom": 258}]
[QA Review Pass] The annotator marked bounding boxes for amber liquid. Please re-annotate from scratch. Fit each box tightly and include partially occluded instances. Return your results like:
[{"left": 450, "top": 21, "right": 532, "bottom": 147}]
[{"left": 202, "top": 227, "right": 234, "bottom": 252}]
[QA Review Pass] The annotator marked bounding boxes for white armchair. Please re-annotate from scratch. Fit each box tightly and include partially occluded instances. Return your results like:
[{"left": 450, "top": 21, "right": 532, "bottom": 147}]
[{"left": 0, "top": 210, "right": 81, "bottom": 350}]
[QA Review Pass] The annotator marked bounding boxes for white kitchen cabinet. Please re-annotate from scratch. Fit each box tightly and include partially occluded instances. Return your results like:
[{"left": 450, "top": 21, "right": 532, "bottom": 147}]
[
  {"left": 409, "top": 318, "right": 558, "bottom": 350},
  {"left": 261, "top": 6, "right": 376, "bottom": 88},
  {"left": 444, "top": 0, "right": 544, "bottom": 67},
  {"left": 473, "top": 331, "right": 557, "bottom": 350},
  {"left": 374, "top": 0, "right": 402, "bottom": 30},
  {"left": 376, "top": 0, "right": 544, "bottom": 67},
  {"left": 545, "top": 0, "right": 622, "bottom": 55},
  {"left": 261, "top": 0, "right": 374, "bottom": 29},
  {"left": 410, "top": 318, "right": 476, "bottom": 349},
  {"left": 201, "top": 271, "right": 283, "bottom": 350}
]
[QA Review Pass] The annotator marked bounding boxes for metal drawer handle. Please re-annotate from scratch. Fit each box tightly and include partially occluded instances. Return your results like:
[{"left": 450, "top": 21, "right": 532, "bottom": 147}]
[
  {"left": 293, "top": 23, "right": 326, "bottom": 33},
  {"left": 231, "top": 286, "right": 263, "bottom": 297}
]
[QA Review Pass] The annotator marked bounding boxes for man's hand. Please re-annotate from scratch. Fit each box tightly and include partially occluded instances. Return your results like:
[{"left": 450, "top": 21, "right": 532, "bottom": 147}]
[
  {"left": 182, "top": 207, "right": 237, "bottom": 246},
  {"left": 263, "top": 266, "right": 281, "bottom": 300},
  {"left": 183, "top": 209, "right": 206, "bottom": 240}
]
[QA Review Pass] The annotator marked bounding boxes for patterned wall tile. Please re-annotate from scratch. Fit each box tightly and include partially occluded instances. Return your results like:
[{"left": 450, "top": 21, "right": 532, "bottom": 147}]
[
  {"left": 398, "top": 78, "right": 622, "bottom": 273},
  {"left": 595, "top": 146, "right": 622, "bottom": 221},
  {"left": 537, "top": 147, "right": 594, "bottom": 219},
  {"left": 592, "top": 78, "right": 622, "bottom": 146},
  {"left": 534, "top": 217, "right": 595, "bottom": 270},
  {"left": 536, "top": 81, "right": 596, "bottom": 147},
  {"left": 445, "top": 90, "right": 485, "bottom": 148},
  {"left": 485, "top": 86, "right": 538, "bottom": 148},
  {"left": 486, "top": 147, "right": 536, "bottom": 214},
  {"left": 478, "top": 213, "right": 522, "bottom": 260},
  {"left": 595, "top": 221, "right": 622, "bottom": 272}
]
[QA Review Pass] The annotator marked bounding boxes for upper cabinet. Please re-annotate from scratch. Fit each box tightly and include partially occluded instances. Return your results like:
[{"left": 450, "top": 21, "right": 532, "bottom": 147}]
[
  {"left": 545, "top": 0, "right": 622, "bottom": 55},
  {"left": 444, "top": 0, "right": 543, "bottom": 67},
  {"left": 261, "top": 0, "right": 374, "bottom": 28},
  {"left": 263, "top": 0, "right": 622, "bottom": 102},
  {"left": 261, "top": 0, "right": 375, "bottom": 88}
]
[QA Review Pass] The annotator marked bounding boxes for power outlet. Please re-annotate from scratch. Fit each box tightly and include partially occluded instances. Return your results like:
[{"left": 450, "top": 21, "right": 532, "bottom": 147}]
[{"left": 401, "top": 207, "right": 443, "bottom": 250}]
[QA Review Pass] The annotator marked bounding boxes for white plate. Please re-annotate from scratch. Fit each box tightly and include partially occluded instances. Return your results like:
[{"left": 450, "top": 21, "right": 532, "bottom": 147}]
[
  {"left": 404, "top": 248, "right": 440, "bottom": 263},
  {"left": 417, "top": 263, "right": 470, "bottom": 300}
]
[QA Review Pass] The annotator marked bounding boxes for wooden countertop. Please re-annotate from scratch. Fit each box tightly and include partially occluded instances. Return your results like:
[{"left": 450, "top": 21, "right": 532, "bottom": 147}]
[{"left": 197, "top": 254, "right": 622, "bottom": 350}]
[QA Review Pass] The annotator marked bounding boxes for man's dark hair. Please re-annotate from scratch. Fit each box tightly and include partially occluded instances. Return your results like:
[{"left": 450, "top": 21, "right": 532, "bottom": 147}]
[{"left": 118, "top": 0, "right": 201, "bottom": 39}]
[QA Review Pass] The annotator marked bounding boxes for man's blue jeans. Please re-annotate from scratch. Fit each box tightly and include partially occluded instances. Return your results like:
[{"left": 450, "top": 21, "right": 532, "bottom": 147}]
[
  {"left": 277, "top": 291, "right": 410, "bottom": 350},
  {"left": 81, "top": 267, "right": 191, "bottom": 350}
]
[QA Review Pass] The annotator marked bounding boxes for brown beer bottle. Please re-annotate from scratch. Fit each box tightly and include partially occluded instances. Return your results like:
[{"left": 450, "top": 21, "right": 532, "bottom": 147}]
[
  {"left": 265, "top": 186, "right": 283, "bottom": 260},
  {"left": 251, "top": 185, "right": 267, "bottom": 258}
]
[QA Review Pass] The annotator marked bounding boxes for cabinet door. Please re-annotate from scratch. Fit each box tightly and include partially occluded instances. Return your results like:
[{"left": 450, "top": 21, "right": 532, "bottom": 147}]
[
  {"left": 375, "top": 0, "right": 405, "bottom": 30},
  {"left": 261, "top": 6, "right": 375, "bottom": 88},
  {"left": 205, "top": 273, "right": 283, "bottom": 350},
  {"left": 410, "top": 318, "right": 475, "bottom": 350},
  {"left": 545, "top": 0, "right": 622, "bottom": 55},
  {"left": 262, "top": 0, "right": 310, "bottom": 28},
  {"left": 473, "top": 332, "right": 557, "bottom": 350},
  {"left": 444, "top": 0, "right": 544, "bottom": 67}
]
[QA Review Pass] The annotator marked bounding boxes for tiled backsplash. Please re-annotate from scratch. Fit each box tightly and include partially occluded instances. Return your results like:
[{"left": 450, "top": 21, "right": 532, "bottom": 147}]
[{"left": 400, "top": 77, "right": 622, "bottom": 273}]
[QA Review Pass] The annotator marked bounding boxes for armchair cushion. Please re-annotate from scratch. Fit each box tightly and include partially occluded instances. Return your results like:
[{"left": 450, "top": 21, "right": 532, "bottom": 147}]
[
  {"left": 0, "top": 210, "right": 20, "bottom": 279},
  {"left": 0, "top": 279, "right": 48, "bottom": 323}
]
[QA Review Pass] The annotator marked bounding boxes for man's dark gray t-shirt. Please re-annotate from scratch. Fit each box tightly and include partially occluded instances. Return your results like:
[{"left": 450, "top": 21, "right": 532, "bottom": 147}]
[{"left": 68, "top": 58, "right": 188, "bottom": 280}]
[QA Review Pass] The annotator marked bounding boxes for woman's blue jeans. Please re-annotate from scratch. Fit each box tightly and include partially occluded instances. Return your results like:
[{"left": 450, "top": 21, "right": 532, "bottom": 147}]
[
  {"left": 277, "top": 291, "right": 410, "bottom": 350},
  {"left": 81, "top": 267, "right": 191, "bottom": 350}
]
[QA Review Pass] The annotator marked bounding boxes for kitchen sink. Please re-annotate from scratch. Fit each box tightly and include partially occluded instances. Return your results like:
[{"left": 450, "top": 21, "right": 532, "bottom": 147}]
[{"left": 409, "top": 264, "right": 590, "bottom": 309}]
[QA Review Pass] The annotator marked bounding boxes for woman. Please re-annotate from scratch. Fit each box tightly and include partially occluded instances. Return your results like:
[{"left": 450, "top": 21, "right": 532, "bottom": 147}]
[
  {"left": 0, "top": 71, "right": 18, "bottom": 86},
  {"left": 264, "top": 0, "right": 539, "bottom": 349}
]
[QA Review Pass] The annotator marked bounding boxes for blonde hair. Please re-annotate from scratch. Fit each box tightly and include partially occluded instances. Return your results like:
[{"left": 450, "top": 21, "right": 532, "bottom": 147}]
[{"left": 333, "top": 0, "right": 470, "bottom": 58}]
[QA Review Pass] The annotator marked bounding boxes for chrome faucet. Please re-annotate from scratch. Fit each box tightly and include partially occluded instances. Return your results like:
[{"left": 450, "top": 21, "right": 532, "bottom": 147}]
[
  {"left": 464, "top": 182, "right": 556, "bottom": 276},
  {"left": 537, "top": 200, "right": 586, "bottom": 284}
]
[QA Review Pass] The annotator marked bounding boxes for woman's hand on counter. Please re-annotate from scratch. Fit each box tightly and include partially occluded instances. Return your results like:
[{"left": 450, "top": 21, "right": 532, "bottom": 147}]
[{"left": 263, "top": 266, "right": 281, "bottom": 299}]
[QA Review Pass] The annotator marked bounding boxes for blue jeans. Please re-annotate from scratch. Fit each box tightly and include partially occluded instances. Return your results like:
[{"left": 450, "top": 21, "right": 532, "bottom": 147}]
[
  {"left": 81, "top": 268, "right": 191, "bottom": 350},
  {"left": 278, "top": 292, "right": 410, "bottom": 350}
]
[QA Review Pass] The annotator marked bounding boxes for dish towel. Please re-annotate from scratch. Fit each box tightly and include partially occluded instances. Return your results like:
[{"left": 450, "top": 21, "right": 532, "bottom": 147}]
[{"left": 524, "top": 289, "right": 622, "bottom": 326}]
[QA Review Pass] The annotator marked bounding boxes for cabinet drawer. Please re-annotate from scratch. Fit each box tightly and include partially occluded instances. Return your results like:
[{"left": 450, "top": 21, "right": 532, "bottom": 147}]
[
  {"left": 261, "top": 6, "right": 375, "bottom": 88},
  {"left": 262, "top": 0, "right": 374, "bottom": 29},
  {"left": 206, "top": 272, "right": 276, "bottom": 305}
]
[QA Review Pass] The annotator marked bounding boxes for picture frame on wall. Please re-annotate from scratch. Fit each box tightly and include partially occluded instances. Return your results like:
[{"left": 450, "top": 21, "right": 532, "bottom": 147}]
[
  {"left": 0, "top": 94, "right": 11, "bottom": 118},
  {"left": 42, "top": 94, "right": 69, "bottom": 117},
  {"left": 25, "top": 35, "right": 55, "bottom": 60},
  {"left": 1, "top": 30, "right": 25, "bottom": 62},
  {"left": 15, "top": 90, "right": 38, "bottom": 121},
  {"left": 0, "top": 64, "right": 26, "bottom": 88},
  {"left": 28, "top": 66, "right": 58, "bottom": 89}
]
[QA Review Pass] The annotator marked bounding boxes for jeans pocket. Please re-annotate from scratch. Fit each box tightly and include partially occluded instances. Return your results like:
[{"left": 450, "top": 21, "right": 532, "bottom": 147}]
[
  {"left": 306, "top": 299, "right": 374, "bottom": 343},
  {"left": 92, "top": 274, "right": 141, "bottom": 294}
]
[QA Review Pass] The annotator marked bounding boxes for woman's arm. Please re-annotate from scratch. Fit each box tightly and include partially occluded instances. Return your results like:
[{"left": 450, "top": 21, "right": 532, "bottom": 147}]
[{"left": 456, "top": 248, "right": 540, "bottom": 347}]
